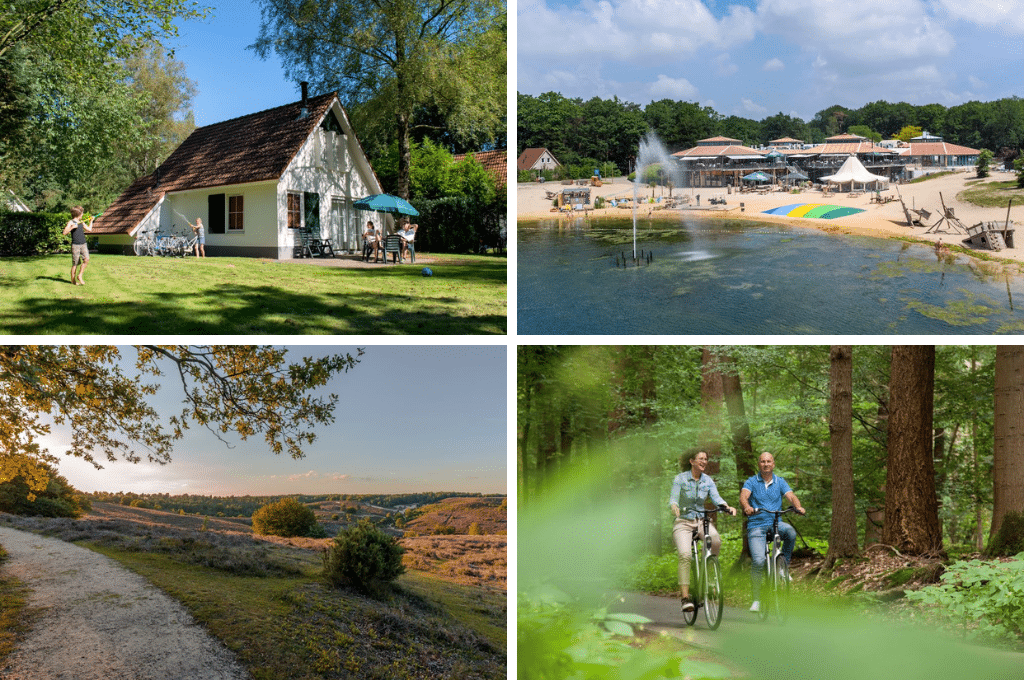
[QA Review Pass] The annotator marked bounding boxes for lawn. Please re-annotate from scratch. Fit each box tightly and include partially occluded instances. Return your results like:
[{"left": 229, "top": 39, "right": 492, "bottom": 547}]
[
  {"left": 958, "top": 179, "right": 1024, "bottom": 208},
  {"left": 0, "top": 252, "right": 506, "bottom": 334}
]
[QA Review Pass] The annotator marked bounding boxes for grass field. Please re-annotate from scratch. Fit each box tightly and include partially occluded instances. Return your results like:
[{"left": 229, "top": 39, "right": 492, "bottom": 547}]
[
  {"left": 0, "top": 252, "right": 506, "bottom": 334},
  {"left": 958, "top": 179, "right": 1024, "bottom": 208}
]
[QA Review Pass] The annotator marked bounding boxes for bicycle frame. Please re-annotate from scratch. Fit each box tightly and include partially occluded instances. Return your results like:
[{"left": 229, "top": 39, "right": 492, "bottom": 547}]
[
  {"left": 682, "top": 507, "right": 725, "bottom": 630},
  {"left": 753, "top": 506, "right": 800, "bottom": 623}
]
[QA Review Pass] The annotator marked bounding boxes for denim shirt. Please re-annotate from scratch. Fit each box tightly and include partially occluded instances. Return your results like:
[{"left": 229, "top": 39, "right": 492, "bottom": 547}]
[{"left": 669, "top": 472, "right": 727, "bottom": 519}]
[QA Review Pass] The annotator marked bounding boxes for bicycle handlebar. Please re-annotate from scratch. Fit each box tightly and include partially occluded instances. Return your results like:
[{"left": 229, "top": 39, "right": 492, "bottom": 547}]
[{"left": 752, "top": 506, "right": 805, "bottom": 516}]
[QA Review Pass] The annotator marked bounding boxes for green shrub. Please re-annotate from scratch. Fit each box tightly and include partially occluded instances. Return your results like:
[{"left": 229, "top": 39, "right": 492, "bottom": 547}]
[
  {"left": 906, "top": 554, "right": 1024, "bottom": 641},
  {"left": 0, "top": 211, "right": 71, "bottom": 256},
  {"left": 0, "top": 465, "right": 88, "bottom": 518},
  {"left": 251, "top": 498, "right": 321, "bottom": 538},
  {"left": 987, "top": 510, "right": 1024, "bottom": 557},
  {"left": 322, "top": 519, "right": 405, "bottom": 591},
  {"left": 411, "top": 195, "right": 504, "bottom": 253}
]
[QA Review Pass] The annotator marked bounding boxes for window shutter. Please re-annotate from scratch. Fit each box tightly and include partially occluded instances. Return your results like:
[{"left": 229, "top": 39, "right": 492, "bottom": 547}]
[{"left": 208, "top": 194, "right": 225, "bottom": 234}]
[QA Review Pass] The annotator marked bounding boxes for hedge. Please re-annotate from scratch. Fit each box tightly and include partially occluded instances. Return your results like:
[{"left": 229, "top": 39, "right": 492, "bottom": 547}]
[
  {"left": 0, "top": 211, "right": 72, "bottom": 256},
  {"left": 410, "top": 196, "right": 505, "bottom": 254}
]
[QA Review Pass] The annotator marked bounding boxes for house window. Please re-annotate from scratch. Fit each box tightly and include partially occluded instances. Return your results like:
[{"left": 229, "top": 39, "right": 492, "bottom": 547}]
[
  {"left": 228, "top": 195, "right": 243, "bottom": 231},
  {"left": 287, "top": 192, "right": 302, "bottom": 228}
]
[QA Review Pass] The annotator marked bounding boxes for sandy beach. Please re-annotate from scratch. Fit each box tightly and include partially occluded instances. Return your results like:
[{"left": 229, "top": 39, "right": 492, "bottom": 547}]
[{"left": 518, "top": 169, "right": 1024, "bottom": 264}]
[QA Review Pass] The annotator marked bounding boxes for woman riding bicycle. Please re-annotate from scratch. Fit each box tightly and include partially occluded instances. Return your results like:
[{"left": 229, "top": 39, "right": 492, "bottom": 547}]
[
  {"left": 739, "top": 451, "right": 806, "bottom": 613},
  {"left": 669, "top": 449, "right": 737, "bottom": 613}
]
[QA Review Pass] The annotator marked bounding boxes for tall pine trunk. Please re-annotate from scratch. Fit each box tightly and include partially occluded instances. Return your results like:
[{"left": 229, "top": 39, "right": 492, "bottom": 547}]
[
  {"left": 825, "top": 345, "right": 859, "bottom": 569},
  {"left": 883, "top": 345, "right": 943, "bottom": 555},
  {"left": 991, "top": 346, "right": 1024, "bottom": 546}
]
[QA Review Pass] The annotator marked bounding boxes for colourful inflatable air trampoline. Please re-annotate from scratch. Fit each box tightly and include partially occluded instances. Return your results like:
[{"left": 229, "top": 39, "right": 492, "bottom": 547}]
[{"left": 762, "top": 203, "right": 865, "bottom": 219}]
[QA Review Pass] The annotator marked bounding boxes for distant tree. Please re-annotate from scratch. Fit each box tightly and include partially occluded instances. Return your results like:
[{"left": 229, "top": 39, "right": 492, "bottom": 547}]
[
  {"left": 977, "top": 149, "right": 994, "bottom": 178},
  {"left": 848, "top": 125, "right": 881, "bottom": 143},
  {"left": 0, "top": 463, "right": 89, "bottom": 517},
  {"left": 0, "top": 346, "right": 362, "bottom": 498},
  {"left": 468, "top": 521, "right": 482, "bottom": 535},
  {"left": 252, "top": 497, "right": 320, "bottom": 537},
  {"left": 252, "top": 0, "right": 505, "bottom": 201},
  {"left": 1015, "top": 155, "right": 1024, "bottom": 188},
  {"left": 895, "top": 125, "right": 923, "bottom": 143}
]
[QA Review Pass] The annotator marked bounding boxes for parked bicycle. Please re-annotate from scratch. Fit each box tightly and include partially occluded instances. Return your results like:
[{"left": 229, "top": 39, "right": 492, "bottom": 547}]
[
  {"left": 751, "top": 506, "right": 804, "bottom": 623},
  {"left": 681, "top": 506, "right": 727, "bottom": 630},
  {"left": 133, "top": 227, "right": 197, "bottom": 257}
]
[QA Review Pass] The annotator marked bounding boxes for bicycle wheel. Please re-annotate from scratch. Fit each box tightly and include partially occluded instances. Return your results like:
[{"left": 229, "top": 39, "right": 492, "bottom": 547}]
[
  {"left": 757, "top": 556, "right": 770, "bottom": 622},
  {"left": 772, "top": 553, "right": 790, "bottom": 623},
  {"left": 682, "top": 554, "right": 699, "bottom": 626},
  {"left": 703, "top": 555, "right": 724, "bottom": 630}
]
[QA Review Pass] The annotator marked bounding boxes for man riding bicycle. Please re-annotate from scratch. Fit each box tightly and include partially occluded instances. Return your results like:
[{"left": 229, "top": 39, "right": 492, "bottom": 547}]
[
  {"left": 739, "top": 451, "right": 805, "bottom": 613},
  {"left": 669, "top": 450, "right": 737, "bottom": 613}
]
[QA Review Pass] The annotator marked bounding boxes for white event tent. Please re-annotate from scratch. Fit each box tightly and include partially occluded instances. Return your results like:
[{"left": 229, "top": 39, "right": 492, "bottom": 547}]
[{"left": 820, "top": 155, "right": 889, "bottom": 191}]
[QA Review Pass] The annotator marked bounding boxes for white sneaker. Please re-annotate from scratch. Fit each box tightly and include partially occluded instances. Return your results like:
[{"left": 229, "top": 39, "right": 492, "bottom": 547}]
[
  {"left": 682, "top": 600, "right": 695, "bottom": 612},
  {"left": 749, "top": 601, "right": 760, "bottom": 612}
]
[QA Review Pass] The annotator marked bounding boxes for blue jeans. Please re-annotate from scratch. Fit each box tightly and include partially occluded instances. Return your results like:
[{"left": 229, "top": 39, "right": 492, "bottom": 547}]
[{"left": 748, "top": 522, "right": 796, "bottom": 600}]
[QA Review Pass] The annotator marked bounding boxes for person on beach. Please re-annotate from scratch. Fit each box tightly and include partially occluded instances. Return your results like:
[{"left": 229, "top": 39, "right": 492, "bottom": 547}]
[
  {"left": 184, "top": 216, "right": 205, "bottom": 257},
  {"left": 669, "top": 449, "right": 737, "bottom": 613},
  {"left": 62, "top": 206, "right": 93, "bottom": 285}
]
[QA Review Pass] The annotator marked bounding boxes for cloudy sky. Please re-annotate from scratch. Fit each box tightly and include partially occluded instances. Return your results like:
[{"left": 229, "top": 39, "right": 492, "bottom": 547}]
[
  {"left": 51, "top": 346, "right": 506, "bottom": 497},
  {"left": 516, "top": 0, "right": 1024, "bottom": 121}
]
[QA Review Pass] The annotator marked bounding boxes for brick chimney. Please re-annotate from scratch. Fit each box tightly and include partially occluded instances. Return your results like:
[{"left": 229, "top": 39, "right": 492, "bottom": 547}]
[{"left": 299, "top": 81, "right": 309, "bottom": 118}]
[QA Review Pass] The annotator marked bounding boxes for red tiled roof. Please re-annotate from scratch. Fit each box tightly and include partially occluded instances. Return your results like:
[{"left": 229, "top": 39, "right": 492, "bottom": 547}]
[
  {"left": 906, "top": 141, "right": 980, "bottom": 157},
  {"left": 698, "top": 136, "right": 743, "bottom": 144},
  {"left": 516, "top": 147, "right": 559, "bottom": 171},
  {"left": 454, "top": 149, "right": 507, "bottom": 187},
  {"left": 92, "top": 92, "right": 338, "bottom": 235},
  {"left": 673, "top": 144, "right": 764, "bottom": 159},
  {"left": 770, "top": 137, "right": 804, "bottom": 144}
]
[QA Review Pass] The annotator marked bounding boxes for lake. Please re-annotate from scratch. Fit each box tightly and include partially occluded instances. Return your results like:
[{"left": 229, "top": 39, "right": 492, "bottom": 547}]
[{"left": 517, "top": 216, "right": 1024, "bottom": 335}]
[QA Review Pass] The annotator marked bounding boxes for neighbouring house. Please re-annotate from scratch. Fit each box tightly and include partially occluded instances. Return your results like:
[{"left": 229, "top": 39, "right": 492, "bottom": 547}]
[
  {"left": 91, "top": 84, "right": 384, "bottom": 258},
  {"left": 517, "top": 147, "right": 560, "bottom": 174},
  {"left": 3, "top": 189, "right": 30, "bottom": 212}
]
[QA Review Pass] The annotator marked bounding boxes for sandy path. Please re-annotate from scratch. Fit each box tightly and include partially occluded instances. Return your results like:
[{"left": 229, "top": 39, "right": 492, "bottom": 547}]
[
  {"left": 518, "top": 170, "right": 1024, "bottom": 263},
  {"left": 0, "top": 527, "right": 250, "bottom": 680}
]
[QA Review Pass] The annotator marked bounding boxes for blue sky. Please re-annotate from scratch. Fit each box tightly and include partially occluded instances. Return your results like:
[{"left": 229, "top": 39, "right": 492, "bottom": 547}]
[
  {"left": 169, "top": 0, "right": 297, "bottom": 126},
  {"left": 516, "top": 0, "right": 1024, "bottom": 122},
  {"left": 51, "top": 346, "right": 507, "bottom": 497}
]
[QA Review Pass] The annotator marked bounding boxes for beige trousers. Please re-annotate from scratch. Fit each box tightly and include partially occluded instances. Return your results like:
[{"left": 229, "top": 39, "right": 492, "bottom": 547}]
[{"left": 672, "top": 516, "right": 722, "bottom": 588}]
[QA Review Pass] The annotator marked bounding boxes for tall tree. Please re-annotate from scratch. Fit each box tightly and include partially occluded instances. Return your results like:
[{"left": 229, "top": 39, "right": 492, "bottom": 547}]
[
  {"left": 883, "top": 345, "right": 943, "bottom": 555},
  {"left": 0, "top": 346, "right": 361, "bottom": 497},
  {"left": 991, "top": 346, "right": 1024, "bottom": 545},
  {"left": 825, "top": 345, "right": 858, "bottom": 569},
  {"left": 252, "top": 0, "right": 505, "bottom": 200}
]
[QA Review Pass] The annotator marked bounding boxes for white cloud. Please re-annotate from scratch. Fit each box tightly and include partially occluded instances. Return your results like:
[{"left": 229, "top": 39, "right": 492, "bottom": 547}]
[
  {"left": 739, "top": 98, "right": 768, "bottom": 116},
  {"left": 650, "top": 74, "right": 699, "bottom": 99},
  {"left": 288, "top": 470, "right": 319, "bottom": 481},
  {"left": 763, "top": 57, "right": 785, "bottom": 71},
  {"left": 968, "top": 75, "right": 987, "bottom": 90},
  {"left": 714, "top": 53, "right": 738, "bottom": 76},
  {"left": 934, "top": 0, "right": 1024, "bottom": 33}
]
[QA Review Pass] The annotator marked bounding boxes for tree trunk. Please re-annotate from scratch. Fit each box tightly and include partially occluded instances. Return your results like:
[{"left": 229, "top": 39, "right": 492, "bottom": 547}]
[
  {"left": 991, "top": 346, "right": 1024, "bottom": 545},
  {"left": 699, "top": 348, "right": 726, "bottom": 472},
  {"left": 883, "top": 345, "right": 943, "bottom": 555},
  {"left": 715, "top": 352, "right": 756, "bottom": 564},
  {"left": 825, "top": 345, "right": 859, "bottom": 569}
]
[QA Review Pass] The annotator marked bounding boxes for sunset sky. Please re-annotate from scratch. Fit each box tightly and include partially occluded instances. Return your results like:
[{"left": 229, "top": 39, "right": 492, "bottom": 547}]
[{"left": 49, "top": 346, "right": 507, "bottom": 497}]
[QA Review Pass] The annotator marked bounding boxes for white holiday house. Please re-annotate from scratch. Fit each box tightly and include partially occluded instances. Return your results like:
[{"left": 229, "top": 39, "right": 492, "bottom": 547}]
[{"left": 92, "top": 85, "right": 384, "bottom": 258}]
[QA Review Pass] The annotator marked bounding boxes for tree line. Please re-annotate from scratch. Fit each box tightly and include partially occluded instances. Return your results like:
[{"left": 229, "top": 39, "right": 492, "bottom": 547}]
[
  {"left": 1, "top": 0, "right": 505, "bottom": 215},
  {"left": 518, "top": 346, "right": 1023, "bottom": 562},
  {"left": 517, "top": 92, "right": 1024, "bottom": 179}
]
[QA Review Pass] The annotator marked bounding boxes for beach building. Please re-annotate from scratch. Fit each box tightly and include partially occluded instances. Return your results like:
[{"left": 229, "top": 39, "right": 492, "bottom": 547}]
[
  {"left": 672, "top": 136, "right": 768, "bottom": 187},
  {"left": 91, "top": 84, "right": 383, "bottom": 258},
  {"left": 517, "top": 147, "right": 561, "bottom": 173},
  {"left": 901, "top": 134, "right": 980, "bottom": 176}
]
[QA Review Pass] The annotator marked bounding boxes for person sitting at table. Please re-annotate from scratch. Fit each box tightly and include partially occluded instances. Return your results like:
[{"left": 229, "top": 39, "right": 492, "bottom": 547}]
[
  {"left": 399, "top": 220, "right": 418, "bottom": 263},
  {"left": 363, "top": 220, "right": 380, "bottom": 261}
]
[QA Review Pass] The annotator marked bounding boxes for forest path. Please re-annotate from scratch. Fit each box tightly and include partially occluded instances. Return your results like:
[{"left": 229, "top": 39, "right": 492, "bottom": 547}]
[
  {"left": 610, "top": 591, "right": 758, "bottom": 647},
  {"left": 0, "top": 526, "right": 250, "bottom": 680}
]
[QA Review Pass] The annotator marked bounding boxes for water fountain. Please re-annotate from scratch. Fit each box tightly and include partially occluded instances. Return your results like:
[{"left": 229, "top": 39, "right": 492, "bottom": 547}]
[{"left": 631, "top": 130, "right": 685, "bottom": 260}]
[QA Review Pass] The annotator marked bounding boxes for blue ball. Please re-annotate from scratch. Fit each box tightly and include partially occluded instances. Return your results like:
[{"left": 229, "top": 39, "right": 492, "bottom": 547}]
[{"left": 421, "top": 267, "right": 433, "bottom": 277}]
